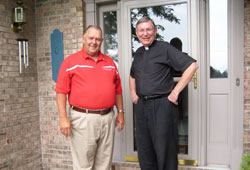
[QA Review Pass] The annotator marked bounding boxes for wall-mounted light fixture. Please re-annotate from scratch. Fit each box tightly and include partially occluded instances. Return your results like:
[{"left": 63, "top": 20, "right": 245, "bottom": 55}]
[
  {"left": 17, "top": 38, "right": 29, "bottom": 74},
  {"left": 11, "top": 0, "right": 26, "bottom": 33}
]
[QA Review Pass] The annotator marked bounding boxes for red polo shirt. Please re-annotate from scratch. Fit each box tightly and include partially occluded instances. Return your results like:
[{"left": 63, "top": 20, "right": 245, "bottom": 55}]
[{"left": 55, "top": 48, "right": 122, "bottom": 109}]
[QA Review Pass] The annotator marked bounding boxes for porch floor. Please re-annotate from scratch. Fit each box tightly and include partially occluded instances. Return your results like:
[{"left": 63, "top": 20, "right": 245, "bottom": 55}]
[{"left": 112, "top": 161, "right": 231, "bottom": 170}]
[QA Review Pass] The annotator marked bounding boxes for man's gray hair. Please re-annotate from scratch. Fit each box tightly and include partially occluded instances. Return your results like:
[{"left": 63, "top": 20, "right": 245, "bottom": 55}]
[
  {"left": 83, "top": 25, "right": 102, "bottom": 35},
  {"left": 136, "top": 16, "right": 156, "bottom": 30}
]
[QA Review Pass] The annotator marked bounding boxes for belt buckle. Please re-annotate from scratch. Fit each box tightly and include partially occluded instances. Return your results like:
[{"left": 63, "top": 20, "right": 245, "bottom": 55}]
[
  {"left": 144, "top": 96, "right": 148, "bottom": 101},
  {"left": 99, "top": 110, "right": 105, "bottom": 114}
]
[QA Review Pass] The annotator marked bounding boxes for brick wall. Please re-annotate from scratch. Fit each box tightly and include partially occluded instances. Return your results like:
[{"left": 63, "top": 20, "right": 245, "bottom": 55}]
[
  {"left": 35, "top": 0, "right": 84, "bottom": 169},
  {"left": 0, "top": 0, "right": 42, "bottom": 169},
  {"left": 244, "top": 0, "right": 250, "bottom": 155}
]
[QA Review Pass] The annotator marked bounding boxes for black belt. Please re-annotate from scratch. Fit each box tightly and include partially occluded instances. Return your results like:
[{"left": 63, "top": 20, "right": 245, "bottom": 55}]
[
  {"left": 139, "top": 94, "right": 168, "bottom": 101},
  {"left": 71, "top": 106, "right": 112, "bottom": 115}
]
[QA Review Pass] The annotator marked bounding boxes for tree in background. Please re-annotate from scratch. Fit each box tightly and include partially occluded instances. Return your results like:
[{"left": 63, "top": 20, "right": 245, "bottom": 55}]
[
  {"left": 131, "top": 5, "right": 180, "bottom": 53},
  {"left": 103, "top": 11, "right": 118, "bottom": 63},
  {"left": 102, "top": 4, "right": 182, "bottom": 61}
]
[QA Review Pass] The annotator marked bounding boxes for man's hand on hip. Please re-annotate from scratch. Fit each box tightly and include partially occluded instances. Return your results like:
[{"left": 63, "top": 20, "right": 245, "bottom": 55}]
[{"left": 168, "top": 90, "right": 179, "bottom": 105}]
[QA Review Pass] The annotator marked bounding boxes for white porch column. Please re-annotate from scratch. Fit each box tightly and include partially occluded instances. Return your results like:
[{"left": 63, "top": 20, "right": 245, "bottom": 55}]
[{"left": 84, "top": 0, "right": 97, "bottom": 26}]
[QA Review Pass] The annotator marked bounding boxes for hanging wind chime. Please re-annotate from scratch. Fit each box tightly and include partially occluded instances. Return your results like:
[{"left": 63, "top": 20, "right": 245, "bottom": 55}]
[{"left": 17, "top": 39, "right": 28, "bottom": 74}]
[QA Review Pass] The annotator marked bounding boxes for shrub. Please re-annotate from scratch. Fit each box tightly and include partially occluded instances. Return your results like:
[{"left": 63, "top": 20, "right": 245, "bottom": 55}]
[{"left": 240, "top": 154, "right": 250, "bottom": 170}]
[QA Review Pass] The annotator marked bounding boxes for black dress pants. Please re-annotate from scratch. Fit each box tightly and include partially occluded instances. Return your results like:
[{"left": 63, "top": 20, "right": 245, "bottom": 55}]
[{"left": 135, "top": 97, "right": 178, "bottom": 170}]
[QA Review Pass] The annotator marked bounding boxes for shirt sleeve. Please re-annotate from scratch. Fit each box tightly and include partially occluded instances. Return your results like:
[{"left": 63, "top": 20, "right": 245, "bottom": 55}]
[
  {"left": 114, "top": 64, "right": 122, "bottom": 95},
  {"left": 166, "top": 43, "right": 196, "bottom": 73},
  {"left": 54, "top": 59, "right": 71, "bottom": 94},
  {"left": 130, "top": 61, "right": 135, "bottom": 78}
]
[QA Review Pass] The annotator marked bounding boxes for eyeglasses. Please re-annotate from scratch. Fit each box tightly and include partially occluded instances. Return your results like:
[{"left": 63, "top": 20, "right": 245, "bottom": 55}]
[{"left": 137, "top": 28, "right": 155, "bottom": 34}]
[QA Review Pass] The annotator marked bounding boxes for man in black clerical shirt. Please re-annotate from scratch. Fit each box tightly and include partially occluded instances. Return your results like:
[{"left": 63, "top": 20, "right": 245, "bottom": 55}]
[{"left": 129, "top": 16, "right": 198, "bottom": 170}]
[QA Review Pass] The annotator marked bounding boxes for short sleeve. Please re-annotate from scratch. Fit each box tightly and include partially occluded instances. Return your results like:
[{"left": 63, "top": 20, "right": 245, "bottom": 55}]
[
  {"left": 130, "top": 61, "right": 135, "bottom": 78},
  {"left": 167, "top": 43, "right": 196, "bottom": 73},
  {"left": 54, "top": 59, "right": 71, "bottom": 94}
]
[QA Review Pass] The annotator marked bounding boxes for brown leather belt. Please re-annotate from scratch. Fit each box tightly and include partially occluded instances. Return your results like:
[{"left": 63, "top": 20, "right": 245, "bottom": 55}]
[{"left": 71, "top": 106, "right": 112, "bottom": 115}]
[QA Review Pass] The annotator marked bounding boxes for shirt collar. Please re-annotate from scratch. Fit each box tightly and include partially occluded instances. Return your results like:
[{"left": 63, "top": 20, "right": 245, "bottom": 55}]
[
  {"left": 81, "top": 48, "right": 105, "bottom": 62},
  {"left": 144, "top": 40, "right": 156, "bottom": 50}
]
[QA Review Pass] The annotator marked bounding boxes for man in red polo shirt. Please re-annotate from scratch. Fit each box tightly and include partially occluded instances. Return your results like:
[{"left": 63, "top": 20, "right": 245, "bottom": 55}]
[{"left": 55, "top": 25, "right": 125, "bottom": 170}]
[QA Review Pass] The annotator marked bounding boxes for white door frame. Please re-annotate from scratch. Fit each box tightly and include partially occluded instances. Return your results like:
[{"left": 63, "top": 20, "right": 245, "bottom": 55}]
[
  {"left": 119, "top": 0, "right": 200, "bottom": 162},
  {"left": 228, "top": 0, "right": 244, "bottom": 169}
]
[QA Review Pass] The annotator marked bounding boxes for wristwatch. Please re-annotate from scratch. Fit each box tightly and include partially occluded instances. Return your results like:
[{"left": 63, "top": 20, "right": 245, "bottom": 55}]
[{"left": 118, "top": 109, "right": 125, "bottom": 113}]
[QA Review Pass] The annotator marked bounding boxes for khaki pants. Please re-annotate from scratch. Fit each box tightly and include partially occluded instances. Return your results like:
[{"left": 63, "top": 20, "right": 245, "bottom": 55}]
[{"left": 69, "top": 108, "right": 115, "bottom": 170}]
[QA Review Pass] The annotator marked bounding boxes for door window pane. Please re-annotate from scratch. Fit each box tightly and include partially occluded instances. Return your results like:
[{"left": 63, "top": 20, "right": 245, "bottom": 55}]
[
  {"left": 131, "top": 3, "right": 188, "bottom": 54},
  {"left": 130, "top": 2, "right": 189, "bottom": 154},
  {"left": 103, "top": 11, "right": 118, "bottom": 66},
  {"left": 209, "top": 0, "right": 228, "bottom": 78}
]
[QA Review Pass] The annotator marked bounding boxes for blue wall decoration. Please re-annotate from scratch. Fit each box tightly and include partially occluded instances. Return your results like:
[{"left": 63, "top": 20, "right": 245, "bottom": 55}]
[{"left": 51, "top": 29, "right": 64, "bottom": 83}]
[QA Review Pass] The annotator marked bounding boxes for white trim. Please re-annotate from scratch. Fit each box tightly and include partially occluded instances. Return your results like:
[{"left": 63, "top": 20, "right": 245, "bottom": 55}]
[
  {"left": 84, "top": 0, "right": 98, "bottom": 25},
  {"left": 229, "top": 0, "right": 244, "bottom": 169},
  {"left": 120, "top": 0, "right": 136, "bottom": 157},
  {"left": 102, "top": 66, "right": 116, "bottom": 69},
  {"left": 187, "top": 0, "right": 200, "bottom": 163},
  {"left": 198, "top": 0, "right": 208, "bottom": 166},
  {"left": 66, "top": 65, "right": 94, "bottom": 71},
  {"left": 66, "top": 65, "right": 117, "bottom": 72}
]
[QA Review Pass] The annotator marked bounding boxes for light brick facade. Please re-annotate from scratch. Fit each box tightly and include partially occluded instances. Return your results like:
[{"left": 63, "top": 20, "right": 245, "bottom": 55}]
[
  {"left": 244, "top": 0, "right": 250, "bottom": 155},
  {"left": 0, "top": 0, "right": 249, "bottom": 169},
  {"left": 35, "top": 0, "right": 84, "bottom": 169},
  {"left": 0, "top": 0, "right": 42, "bottom": 169}
]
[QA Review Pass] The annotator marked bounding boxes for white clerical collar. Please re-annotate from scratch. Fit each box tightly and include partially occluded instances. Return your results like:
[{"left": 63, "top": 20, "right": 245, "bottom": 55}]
[{"left": 144, "top": 46, "right": 149, "bottom": 50}]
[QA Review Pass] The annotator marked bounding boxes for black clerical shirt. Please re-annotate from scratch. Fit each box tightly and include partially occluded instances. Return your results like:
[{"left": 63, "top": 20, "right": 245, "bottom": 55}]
[{"left": 130, "top": 40, "right": 196, "bottom": 96}]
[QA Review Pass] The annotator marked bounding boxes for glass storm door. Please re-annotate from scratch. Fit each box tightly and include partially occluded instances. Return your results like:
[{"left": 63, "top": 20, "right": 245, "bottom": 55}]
[
  {"left": 120, "top": 0, "right": 199, "bottom": 164},
  {"left": 131, "top": 2, "right": 190, "bottom": 155}
]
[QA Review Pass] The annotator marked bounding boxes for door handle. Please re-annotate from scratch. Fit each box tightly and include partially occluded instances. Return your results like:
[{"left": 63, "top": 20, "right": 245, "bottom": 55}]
[
  {"left": 193, "top": 72, "right": 197, "bottom": 89},
  {"left": 236, "top": 78, "right": 240, "bottom": 86}
]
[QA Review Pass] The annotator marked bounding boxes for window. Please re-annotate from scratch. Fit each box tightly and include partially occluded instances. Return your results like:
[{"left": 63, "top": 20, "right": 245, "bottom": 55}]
[
  {"left": 99, "top": 5, "right": 119, "bottom": 67},
  {"left": 209, "top": 0, "right": 228, "bottom": 78},
  {"left": 103, "top": 11, "right": 118, "bottom": 66}
]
